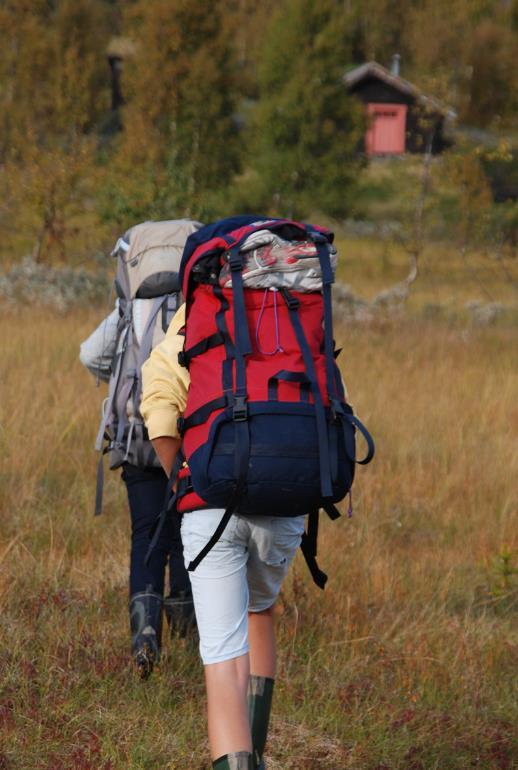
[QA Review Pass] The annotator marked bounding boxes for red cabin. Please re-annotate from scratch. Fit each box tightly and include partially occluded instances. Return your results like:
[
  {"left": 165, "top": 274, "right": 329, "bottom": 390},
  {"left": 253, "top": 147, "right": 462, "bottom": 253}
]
[{"left": 344, "top": 59, "right": 455, "bottom": 156}]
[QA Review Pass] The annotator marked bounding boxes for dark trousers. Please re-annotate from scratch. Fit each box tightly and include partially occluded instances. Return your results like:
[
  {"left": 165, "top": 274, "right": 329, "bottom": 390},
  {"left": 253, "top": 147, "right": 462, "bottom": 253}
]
[{"left": 121, "top": 464, "right": 190, "bottom": 598}]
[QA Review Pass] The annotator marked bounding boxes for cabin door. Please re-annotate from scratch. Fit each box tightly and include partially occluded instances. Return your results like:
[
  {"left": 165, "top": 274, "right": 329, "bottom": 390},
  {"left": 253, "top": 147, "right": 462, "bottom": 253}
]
[{"left": 365, "top": 103, "right": 407, "bottom": 155}]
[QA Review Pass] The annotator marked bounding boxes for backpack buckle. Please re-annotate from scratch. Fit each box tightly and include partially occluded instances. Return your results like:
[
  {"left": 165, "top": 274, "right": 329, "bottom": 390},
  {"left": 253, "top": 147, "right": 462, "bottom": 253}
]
[
  {"left": 280, "top": 288, "right": 299, "bottom": 310},
  {"left": 233, "top": 395, "right": 247, "bottom": 421},
  {"left": 229, "top": 251, "right": 243, "bottom": 272}
]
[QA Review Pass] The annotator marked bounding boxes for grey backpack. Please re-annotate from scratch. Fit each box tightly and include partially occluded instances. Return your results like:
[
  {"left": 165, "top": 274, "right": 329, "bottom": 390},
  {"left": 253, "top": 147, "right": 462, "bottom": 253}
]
[{"left": 94, "top": 219, "right": 202, "bottom": 514}]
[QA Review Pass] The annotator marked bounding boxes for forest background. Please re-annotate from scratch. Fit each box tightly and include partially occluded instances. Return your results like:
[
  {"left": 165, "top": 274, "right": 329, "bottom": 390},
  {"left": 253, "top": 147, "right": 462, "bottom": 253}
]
[
  {"left": 0, "top": 0, "right": 516, "bottom": 271},
  {"left": 0, "top": 1, "right": 517, "bottom": 769}
]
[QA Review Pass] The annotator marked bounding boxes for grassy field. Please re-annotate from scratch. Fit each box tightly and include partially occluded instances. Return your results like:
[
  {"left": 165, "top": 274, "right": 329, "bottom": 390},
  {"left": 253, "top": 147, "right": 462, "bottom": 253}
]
[
  {"left": 0, "top": 305, "right": 517, "bottom": 769},
  {"left": 334, "top": 234, "right": 518, "bottom": 310}
]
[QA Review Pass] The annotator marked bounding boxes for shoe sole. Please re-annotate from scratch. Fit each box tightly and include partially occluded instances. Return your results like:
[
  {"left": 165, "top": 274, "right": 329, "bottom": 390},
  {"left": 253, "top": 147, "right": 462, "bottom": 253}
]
[{"left": 134, "top": 645, "right": 156, "bottom": 680}]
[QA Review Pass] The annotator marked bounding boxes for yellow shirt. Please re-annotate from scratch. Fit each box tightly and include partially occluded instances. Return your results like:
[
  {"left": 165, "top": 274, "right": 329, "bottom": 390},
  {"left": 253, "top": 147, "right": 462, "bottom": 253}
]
[{"left": 141, "top": 303, "right": 190, "bottom": 440}]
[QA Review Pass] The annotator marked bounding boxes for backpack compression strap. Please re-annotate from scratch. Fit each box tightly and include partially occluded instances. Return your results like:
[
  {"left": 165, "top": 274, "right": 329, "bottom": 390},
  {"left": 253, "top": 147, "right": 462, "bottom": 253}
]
[
  {"left": 279, "top": 288, "right": 333, "bottom": 499},
  {"left": 313, "top": 235, "right": 340, "bottom": 404},
  {"left": 185, "top": 244, "right": 252, "bottom": 573},
  {"left": 300, "top": 510, "right": 328, "bottom": 589}
]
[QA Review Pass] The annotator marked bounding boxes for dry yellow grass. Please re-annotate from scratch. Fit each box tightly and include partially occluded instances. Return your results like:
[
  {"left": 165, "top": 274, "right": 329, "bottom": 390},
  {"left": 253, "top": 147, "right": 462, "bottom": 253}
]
[
  {"left": 0, "top": 306, "right": 516, "bottom": 769},
  {"left": 334, "top": 234, "right": 518, "bottom": 309}
]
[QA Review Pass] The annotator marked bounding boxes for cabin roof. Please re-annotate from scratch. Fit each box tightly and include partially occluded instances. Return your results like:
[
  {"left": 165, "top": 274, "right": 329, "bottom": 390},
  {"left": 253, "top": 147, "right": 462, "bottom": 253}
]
[{"left": 344, "top": 61, "right": 456, "bottom": 119}]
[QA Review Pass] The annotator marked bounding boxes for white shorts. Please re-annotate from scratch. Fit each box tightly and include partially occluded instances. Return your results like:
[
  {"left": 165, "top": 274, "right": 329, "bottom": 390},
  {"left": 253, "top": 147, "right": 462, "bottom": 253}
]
[{"left": 181, "top": 509, "right": 305, "bottom": 665}]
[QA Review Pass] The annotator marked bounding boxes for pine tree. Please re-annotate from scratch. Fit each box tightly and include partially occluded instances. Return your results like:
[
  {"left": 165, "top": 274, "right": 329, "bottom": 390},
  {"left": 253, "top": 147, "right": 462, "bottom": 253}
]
[
  {"left": 0, "top": 0, "right": 113, "bottom": 261},
  {"left": 105, "top": 0, "right": 242, "bottom": 222},
  {"left": 248, "top": 0, "right": 364, "bottom": 219}
]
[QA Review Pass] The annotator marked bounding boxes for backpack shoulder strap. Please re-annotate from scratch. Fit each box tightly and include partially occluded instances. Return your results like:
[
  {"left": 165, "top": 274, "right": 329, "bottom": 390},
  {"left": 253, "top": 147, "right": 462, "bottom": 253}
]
[
  {"left": 93, "top": 306, "right": 132, "bottom": 515},
  {"left": 127, "top": 295, "right": 177, "bottom": 467},
  {"left": 94, "top": 310, "right": 131, "bottom": 454}
]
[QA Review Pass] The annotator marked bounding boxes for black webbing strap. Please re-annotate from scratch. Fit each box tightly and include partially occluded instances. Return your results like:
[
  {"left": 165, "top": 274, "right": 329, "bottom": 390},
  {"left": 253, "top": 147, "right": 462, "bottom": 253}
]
[
  {"left": 188, "top": 246, "right": 252, "bottom": 573},
  {"left": 228, "top": 246, "right": 251, "bottom": 488},
  {"left": 328, "top": 401, "right": 375, "bottom": 466},
  {"left": 345, "top": 413, "right": 375, "bottom": 465},
  {"left": 313, "top": 236, "right": 345, "bottom": 401},
  {"left": 133, "top": 422, "right": 146, "bottom": 468},
  {"left": 228, "top": 247, "right": 252, "bottom": 357},
  {"left": 280, "top": 289, "right": 333, "bottom": 498},
  {"left": 300, "top": 511, "right": 328, "bottom": 589},
  {"left": 322, "top": 501, "right": 341, "bottom": 520},
  {"left": 145, "top": 455, "right": 182, "bottom": 567},
  {"left": 213, "top": 285, "right": 235, "bottom": 394},
  {"left": 267, "top": 370, "right": 311, "bottom": 402},
  {"left": 314, "top": 239, "right": 338, "bottom": 404},
  {"left": 176, "top": 474, "right": 193, "bottom": 497},
  {"left": 228, "top": 248, "right": 250, "bottom": 416},
  {"left": 234, "top": 412, "right": 250, "bottom": 492},
  {"left": 187, "top": 507, "right": 234, "bottom": 572},
  {"left": 179, "top": 331, "right": 226, "bottom": 368},
  {"left": 180, "top": 396, "right": 228, "bottom": 432}
]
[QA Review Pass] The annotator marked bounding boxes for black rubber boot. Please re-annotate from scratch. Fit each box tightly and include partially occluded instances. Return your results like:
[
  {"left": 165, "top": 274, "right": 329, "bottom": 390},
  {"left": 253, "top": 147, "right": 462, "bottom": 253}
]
[
  {"left": 129, "top": 587, "right": 163, "bottom": 679},
  {"left": 212, "top": 752, "right": 254, "bottom": 769},
  {"left": 248, "top": 676, "right": 274, "bottom": 770},
  {"left": 163, "top": 589, "right": 196, "bottom": 638}
]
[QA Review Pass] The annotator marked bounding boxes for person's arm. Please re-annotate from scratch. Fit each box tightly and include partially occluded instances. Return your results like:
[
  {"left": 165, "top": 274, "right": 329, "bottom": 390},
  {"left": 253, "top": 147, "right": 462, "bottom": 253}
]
[
  {"left": 151, "top": 436, "right": 181, "bottom": 477},
  {"left": 79, "top": 303, "right": 120, "bottom": 382},
  {"left": 140, "top": 304, "right": 190, "bottom": 475}
]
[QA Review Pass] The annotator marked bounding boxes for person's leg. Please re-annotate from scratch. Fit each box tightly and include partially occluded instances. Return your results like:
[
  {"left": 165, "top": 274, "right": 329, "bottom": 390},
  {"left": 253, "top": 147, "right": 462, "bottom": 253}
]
[
  {"left": 248, "top": 605, "right": 276, "bottom": 678},
  {"left": 205, "top": 654, "right": 252, "bottom": 758},
  {"left": 123, "top": 464, "right": 171, "bottom": 596},
  {"left": 247, "top": 606, "right": 276, "bottom": 769},
  {"left": 168, "top": 506, "right": 191, "bottom": 593},
  {"left": 122, "top": 464, "right": 174, "bottom": 676},
  {"left": 181, "top": 510, "right": 253, "bottom": 763},
  {"left": 128, "top": 587, "right": 163, "bottom": 678},
  {"left": 165, "top": 508, "right": 196, "bottom": 636},
  {"left": 245, "top": 515, "right": 306, "bottom": 768}
]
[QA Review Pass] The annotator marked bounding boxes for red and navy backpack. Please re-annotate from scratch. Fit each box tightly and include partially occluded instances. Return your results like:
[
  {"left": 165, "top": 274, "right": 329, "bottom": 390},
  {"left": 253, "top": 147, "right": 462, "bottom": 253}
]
[{"left": 153, "top": 215, "right": 374, "bottom": 588}]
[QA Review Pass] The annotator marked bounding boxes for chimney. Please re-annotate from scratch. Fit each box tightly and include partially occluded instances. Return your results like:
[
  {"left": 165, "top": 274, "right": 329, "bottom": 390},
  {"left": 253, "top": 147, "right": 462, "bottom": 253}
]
[{"left": 391, "top": 53, "right": 401, "bottom": 77}]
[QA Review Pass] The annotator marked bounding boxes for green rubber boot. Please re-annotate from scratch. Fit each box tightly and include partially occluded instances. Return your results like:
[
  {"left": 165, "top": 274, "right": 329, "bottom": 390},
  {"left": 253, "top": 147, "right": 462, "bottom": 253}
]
[
  {"left": 248, "top": 676, "right": 274, "bottom": 770},
  {"left": 164, "top": 589, "right": 196, "bottom": 638},
  {"left": 129, "top": 588, "right": 163, "bottom": 679},
  {"left": 212, "top": 751, "right": 254, "bottom": 769}
]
